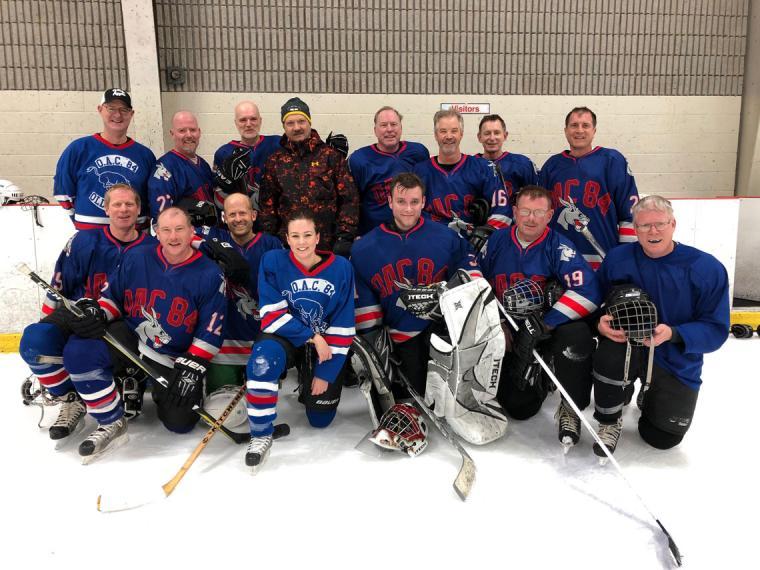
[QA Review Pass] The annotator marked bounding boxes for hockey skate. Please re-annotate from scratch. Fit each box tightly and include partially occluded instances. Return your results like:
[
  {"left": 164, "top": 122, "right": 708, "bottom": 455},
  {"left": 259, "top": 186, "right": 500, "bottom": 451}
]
[
  {"left": 79, "top": 417, "right": 128, "bottom": 464},
  {"left": 245, "top": 434, "right": 272, "bottom": 473},
  {"left": 555, "top": 398, "right": 581, "bottom": 454},
  {"left": 49, "top": 392, "right": 86, "bottom": 443},
  {"left": 593, "top": 418, "right": 623, "bottom": 465}
]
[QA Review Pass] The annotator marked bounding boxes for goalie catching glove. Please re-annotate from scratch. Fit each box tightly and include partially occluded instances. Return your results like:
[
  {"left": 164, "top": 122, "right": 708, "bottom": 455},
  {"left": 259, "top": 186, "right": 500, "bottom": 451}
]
[
  {"left": 168, "top": 353, "right": 208, "bottom": 409},
  {"left": 215, "top": 145, "right": 250, "bottom": 194},
  {"left": 201, "top": 238, "right": 250, "bottom": 284}
]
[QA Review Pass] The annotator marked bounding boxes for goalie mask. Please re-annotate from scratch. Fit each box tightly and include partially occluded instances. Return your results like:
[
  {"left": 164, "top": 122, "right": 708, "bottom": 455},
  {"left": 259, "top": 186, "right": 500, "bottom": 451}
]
[
  {"left": 605, "top": 285, "right": 658, "bottom": 345},
  {"left": 503, "top": 279, "right": 544, "bottom": 318},
  {"left": 369, "top": 403, "right": 428, "bottom": 457},
  {"left": 204, "top": 385, "right": 248, "bottom": 433}
]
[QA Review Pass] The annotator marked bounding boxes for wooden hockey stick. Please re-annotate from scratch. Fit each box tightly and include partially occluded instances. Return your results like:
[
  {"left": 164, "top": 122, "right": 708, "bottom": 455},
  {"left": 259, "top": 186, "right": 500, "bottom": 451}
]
[{"left": 97, "top": 385, "right": 247, "bottom": 512}]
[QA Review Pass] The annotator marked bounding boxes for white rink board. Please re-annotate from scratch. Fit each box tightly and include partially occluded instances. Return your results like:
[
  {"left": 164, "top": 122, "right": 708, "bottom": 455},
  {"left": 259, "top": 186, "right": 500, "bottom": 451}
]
[
  {"left": 734, "top": 196, "right": 760, "bottom": 301},
  {"left": 0, "top": 200, "right": 741, "bottom": 333}
]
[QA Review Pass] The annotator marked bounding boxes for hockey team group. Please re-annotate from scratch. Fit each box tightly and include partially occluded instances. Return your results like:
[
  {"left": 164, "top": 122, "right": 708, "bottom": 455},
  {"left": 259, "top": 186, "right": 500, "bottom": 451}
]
[{"left": 16, "top": 88, "right": 730, "bottom": 479}]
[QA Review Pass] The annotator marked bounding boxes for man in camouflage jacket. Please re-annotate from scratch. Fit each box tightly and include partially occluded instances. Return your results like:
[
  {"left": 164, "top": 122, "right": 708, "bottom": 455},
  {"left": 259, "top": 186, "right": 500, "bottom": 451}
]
[{"left": 258, "top": 97, "right": 359, "bottom": 255}]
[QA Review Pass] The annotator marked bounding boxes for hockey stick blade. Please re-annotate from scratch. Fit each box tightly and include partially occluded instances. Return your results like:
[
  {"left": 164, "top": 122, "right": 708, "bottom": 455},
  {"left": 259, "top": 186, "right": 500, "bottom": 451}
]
[{"left": 497, "top": 302, "right": 682, "bottom": 566}]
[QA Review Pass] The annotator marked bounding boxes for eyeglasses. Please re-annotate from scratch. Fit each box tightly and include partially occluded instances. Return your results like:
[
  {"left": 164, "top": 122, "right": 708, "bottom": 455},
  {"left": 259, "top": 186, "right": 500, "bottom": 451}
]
[
  {"left": 516, "top": 208, "right": 550, "bottom": 218},
  {"left": 635, "top": 221, "right": 671, "bottom": 232},
  {"left": 103, "top": 105, "right": 132, "bottom": 116}
]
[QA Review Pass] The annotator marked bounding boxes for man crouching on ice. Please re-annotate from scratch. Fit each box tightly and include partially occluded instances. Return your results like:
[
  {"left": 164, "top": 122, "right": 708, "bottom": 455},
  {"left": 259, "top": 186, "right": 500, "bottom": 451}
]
[
  {"left": 351, "top": 172, "right": 508, "bottom": 446},
  {"left": 59, "top": 207, "right": 227, "bottom": 462}
]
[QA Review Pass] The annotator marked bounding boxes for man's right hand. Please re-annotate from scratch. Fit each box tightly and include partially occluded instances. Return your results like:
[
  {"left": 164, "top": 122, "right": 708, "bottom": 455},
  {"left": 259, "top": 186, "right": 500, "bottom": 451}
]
[{"left": 598, "top": 314, "right": 628, "bottom": 343}]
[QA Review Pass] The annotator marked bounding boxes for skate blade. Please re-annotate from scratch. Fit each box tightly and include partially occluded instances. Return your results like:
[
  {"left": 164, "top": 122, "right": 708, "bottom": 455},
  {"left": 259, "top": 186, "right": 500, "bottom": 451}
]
[
  {"left": 560, "top": 436, "right": 576, "bottom": 454},
  {"left": 81, "top": 433, "right": 129, "bottom": 465},
  {"left": 597, "top": 456, "right": 609, "bottom": 466},
  {"left": 248, "top": 449, "right": 271, "bottom": 475},
  {"left": 53, "top": 419, "right": 87, "bottom": 451}
]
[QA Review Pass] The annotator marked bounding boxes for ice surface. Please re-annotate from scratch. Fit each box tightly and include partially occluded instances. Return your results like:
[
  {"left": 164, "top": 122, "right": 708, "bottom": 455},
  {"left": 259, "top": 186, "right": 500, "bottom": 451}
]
[{"left": 3, "top": 339, "right": 756, "bottom": 569}]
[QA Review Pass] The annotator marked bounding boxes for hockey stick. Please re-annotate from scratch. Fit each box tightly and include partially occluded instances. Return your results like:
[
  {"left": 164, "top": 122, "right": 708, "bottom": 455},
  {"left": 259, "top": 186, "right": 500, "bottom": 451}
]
[
  {"left": 352, "top": 337, "right": 475, "bottom": 500},
  {"left": 193, "top": 405, "right": 290, "bottom": 445},
  {"left": 498, "top": 305, "right": 682, "bottom": 566},
  {"left": 97, "top": 385, "right": 247, "bottom": 512},
  {"left": 16, "top": 262, "right": 248, "bottom": 446},
  {"left": 557, "top": 196, "right": 606, "bottom": 259}
]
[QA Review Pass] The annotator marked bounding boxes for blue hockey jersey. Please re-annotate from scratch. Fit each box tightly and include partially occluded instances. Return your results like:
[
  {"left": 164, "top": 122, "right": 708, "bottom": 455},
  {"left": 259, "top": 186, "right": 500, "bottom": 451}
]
[
  {"left": 479, "top": 226, "right": 600, "bottom": 328},
  {"left": 54, "top": 134, "right": 156, "bottom": 228},
  {"left": 258, "top": 250, "right": 355, "bottom": 383},
  {"left": 213, "top": 136, "right": 280, "bottom": 210},
  {"left": 196, "top": 226, "right": 283, "bottom": 365},
  {"left": 148, "top": 150, "right": 214, "bottom": 221},
  {"left": 351, "top": 217, "right": 481, "bottom": 343},
  {"left": 597, "top": 242, "right": 729, "bottom": 390},
  {"left": 348, "top": 141, "right": 430, "bottom": 234},
  {"left": 44, "top": 227, "right": 156, "bottom": 316},
  {"left": 475, "top": 151, "right": 539, "bottom": 228},
  {"left": 538, "top": 146, "right": 639, "bottom": 269},
  {"left": 413, "top": 154, "right": 504, "bottom": 227},
  {"left": 98, "top": 245, "right": 227, "bottom": 367}
]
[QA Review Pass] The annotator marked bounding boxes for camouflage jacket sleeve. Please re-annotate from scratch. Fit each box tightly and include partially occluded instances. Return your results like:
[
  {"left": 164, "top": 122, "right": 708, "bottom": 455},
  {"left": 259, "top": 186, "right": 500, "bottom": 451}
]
[{"left": 332, "top": 154, "right": 360, "bottom": 240}]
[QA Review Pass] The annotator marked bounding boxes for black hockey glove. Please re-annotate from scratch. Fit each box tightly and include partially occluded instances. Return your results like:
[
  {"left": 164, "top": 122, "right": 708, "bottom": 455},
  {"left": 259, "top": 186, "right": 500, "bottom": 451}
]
[
  {"left": 201, "top": 238, "right": 250, "bottom": 284},
  {"left": 332, "top": 234, "right": 354, "bottom": 258},
  {"left": 512, "top": 314, "right": 551, "bottom": 388},
  {"left": 395, "top": 281, "right": 446, "bottom": 321},
  {"left": 469, "top": 197, "right": 491, "bottom": 227},
  {"left": 68, "top": 299, "right": 108, "bottom": 339},
  {"left": 177, "top": 197, "right": 218, "bottom": 227},
  {"left": 468, "top": 224, "right": 495, "bottom": 254},
  {"left": 326, "top": 132, "right": 349, "bottom": 157},
  {"left": 215, "top": 146, "right": 250, "bottom": 194},
  {"left": 168, "top": 353, "right": 208, "bottom": 410}
]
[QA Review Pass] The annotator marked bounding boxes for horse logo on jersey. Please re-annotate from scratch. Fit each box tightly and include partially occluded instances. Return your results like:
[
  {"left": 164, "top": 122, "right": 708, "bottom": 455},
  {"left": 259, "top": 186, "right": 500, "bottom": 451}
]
[
  {"left": 135, "top": 306, "right": 172, "bottom": 348},
  {"left": 86, "top": 165, "right": 130, "bottom": 193},
  {"left": 282, "top": 289, "right": 328, "bottom": 334},
  {"left": 556, "top": 195, "right": 591, "bottom": 233},
  {"left": 230, "top": 284, "right": 258, "bottom": 319},
  {"left": 153, "top": 162, "right": 172, "bottom": 181},
  {"left": 557, "top": 243, "right": 576, "bottom": 262}
]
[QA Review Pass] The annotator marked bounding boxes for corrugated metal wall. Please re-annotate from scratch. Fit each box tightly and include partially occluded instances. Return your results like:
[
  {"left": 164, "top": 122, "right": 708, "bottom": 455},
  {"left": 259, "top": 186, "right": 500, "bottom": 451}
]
[
  {"left": 0, "top": 0, "right": 748, "bottom": 95},
  {"left": 155, "top": 0, "right": 748, "bottom": 95},
  {"left": 0, "top": 0, "right": 128, "bottom": 90}
]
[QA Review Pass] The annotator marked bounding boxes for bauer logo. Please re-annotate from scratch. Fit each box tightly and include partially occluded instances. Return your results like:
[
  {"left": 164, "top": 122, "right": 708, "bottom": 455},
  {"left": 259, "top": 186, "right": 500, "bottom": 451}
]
[{"left": 440, "top": 103, "right": 490, "bottom": 114}]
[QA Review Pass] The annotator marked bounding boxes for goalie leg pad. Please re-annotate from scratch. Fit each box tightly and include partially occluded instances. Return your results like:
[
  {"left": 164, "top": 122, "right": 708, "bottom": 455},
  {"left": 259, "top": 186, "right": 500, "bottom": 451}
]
[
  {"left": 425, "top": 279, "right": 508, "bottom": 445},
  {"left": 20, "top": 322, "right": 74, "bottom": 397}
]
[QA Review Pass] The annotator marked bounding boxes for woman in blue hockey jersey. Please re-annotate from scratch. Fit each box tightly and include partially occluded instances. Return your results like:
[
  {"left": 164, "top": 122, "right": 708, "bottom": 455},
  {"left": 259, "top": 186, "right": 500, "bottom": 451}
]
[{"left": 245, "top": 210, "right": 355, "bottom": 470}]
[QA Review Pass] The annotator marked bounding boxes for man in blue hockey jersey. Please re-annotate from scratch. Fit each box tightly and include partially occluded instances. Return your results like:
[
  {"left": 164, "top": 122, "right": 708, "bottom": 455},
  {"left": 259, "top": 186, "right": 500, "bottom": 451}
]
[
  {"left": 148, "top": 111, "right": 214, "bottom": 223},
  {"left": 348, "top": 106, "right": 429, "bottom": 235},
  {"left": 413, "top": 109, "right": 503, "bottom": 228},
  {"left": 479, "top": 185, "right": 601, "bottom": 431},
  {"left": 195, "top": 193, "right": 283, "bottom": 389},
  {"left": 54, "top": 88, "right": 156, "bottom": 229},
  {"left": 475, "top": 114, "right": 538, "bottom": 228},
  {"left": 591, "top": 195, "right": 729, "bottom": 456},
  {"left": 539, "top": 106, "right": 639, "bottom": 270},
  {"left": 19, "top": 184, "right": 156, "bottom": 445},
  {"left": 351, "top": 172, "right": 482, "bottom": 396},
  {"left": 61, "top": 207, "right": 227, "bottom": 460},
  {"left": 212, "top": 100, "right": 280, "bottom": 212}
]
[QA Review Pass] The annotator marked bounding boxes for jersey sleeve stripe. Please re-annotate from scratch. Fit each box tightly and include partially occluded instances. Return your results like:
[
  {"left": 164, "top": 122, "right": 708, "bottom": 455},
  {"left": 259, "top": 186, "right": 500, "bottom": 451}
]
[
  {"left": 389, "top": 329, "right": 422, "bottom": 343},
  {"left": 556, "top": 291, "right": 596, "bottom": 318},
  {"left": 188, "top": 339, "right": 218, "bottom": 360},
  {"left": 261, "top": 312, "right": 293, "bottom": 334},
  {"left": 260, "top": 308, "right": 288, "bottom": 329},
  {"left": 260, "top": 300, "right": 288, "bottom": 315},
  {"left": 331, "top": 346, "right": 351, "bottom": 355},
  {"left": 99, "top": 298, "right": 121, "bottom": 319},
  {"left": 323, "top": 335, "right": 353, "bottom": 346},
  {"left": 487, "top": 216, "right": 511, "bottom": 229},
  {"left": 325, "top": 325, "right": 356, "bottom": 335}
]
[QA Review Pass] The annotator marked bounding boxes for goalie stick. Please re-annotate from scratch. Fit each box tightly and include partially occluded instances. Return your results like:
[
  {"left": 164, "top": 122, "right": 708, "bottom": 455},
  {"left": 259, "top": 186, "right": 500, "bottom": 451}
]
[
  {"left": 497, "top": 303, "right": 682, "bottom": 567},
  {"left": 15, "top": 262, "right": 253, "bottom": 446},
  {"left": 352, "top": 337, "right": 475, "bottom": 500}
]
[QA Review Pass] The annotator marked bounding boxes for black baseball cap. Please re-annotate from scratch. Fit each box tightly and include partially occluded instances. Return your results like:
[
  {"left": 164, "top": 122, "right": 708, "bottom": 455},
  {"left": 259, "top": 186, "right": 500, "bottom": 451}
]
[{"left": 101, "top": 88, "right": 132, "bottom": 109}]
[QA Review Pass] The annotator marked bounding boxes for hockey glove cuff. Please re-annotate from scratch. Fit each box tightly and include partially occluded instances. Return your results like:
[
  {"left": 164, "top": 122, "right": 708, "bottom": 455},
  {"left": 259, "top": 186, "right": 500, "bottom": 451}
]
[
  {"left": 68, "top": 299, "right": 108, "bottom": 339},
  {"left": 395, "top": 281, "right": 446, "bottom": 320},
  {"left": 202, "top": 238, "right": 250, "bottom": 284},
  {"left": 168, "top": 353, "right": 209, "bottom": 410}
]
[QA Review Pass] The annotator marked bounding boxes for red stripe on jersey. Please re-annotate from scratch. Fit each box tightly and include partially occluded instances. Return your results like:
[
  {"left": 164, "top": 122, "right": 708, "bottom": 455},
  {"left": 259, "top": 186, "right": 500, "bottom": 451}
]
[
  {"left": 41, "top": 304, "right": 55, "bottom": 316},
  {"left": 323, "top": 335, "right": 353, "bottom": 346},
  {"left": 74, "top": 221, "right": 105, "bottom": 230},
  {"left": 219, "top": 346, "right": 251, "bottom": 355},
  {"left": 261, "top": 309, "right": 287, "bottom": 330},
  {"left": 488, "top": 219, "right": 509, "bottom": 229},
  {"left": 390, "top": 332, "right": 413, "bottom": 343},
  {"left": 589, "top": 261, "right": 601, "bottom": 270},
  {"left": 58, "top": 200, "right": 73, "bottom": 209},
  {"left": 355, "top": 310, "right": 383, "bottom": 323},
  {"left": 246, "top": 394, "right": 279, "bottom": 405},
  {"left": 99, "top": 299, "right": 121, "bottom": 319},
  {"left": 619, "top": 227, "right": 636, "bottom": 237},
  {"left": 559, "top": 295, "right": 591, "bottom": 317},
  {"left": 188, "top": 344, "right": 214, "bottom": 360}
]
